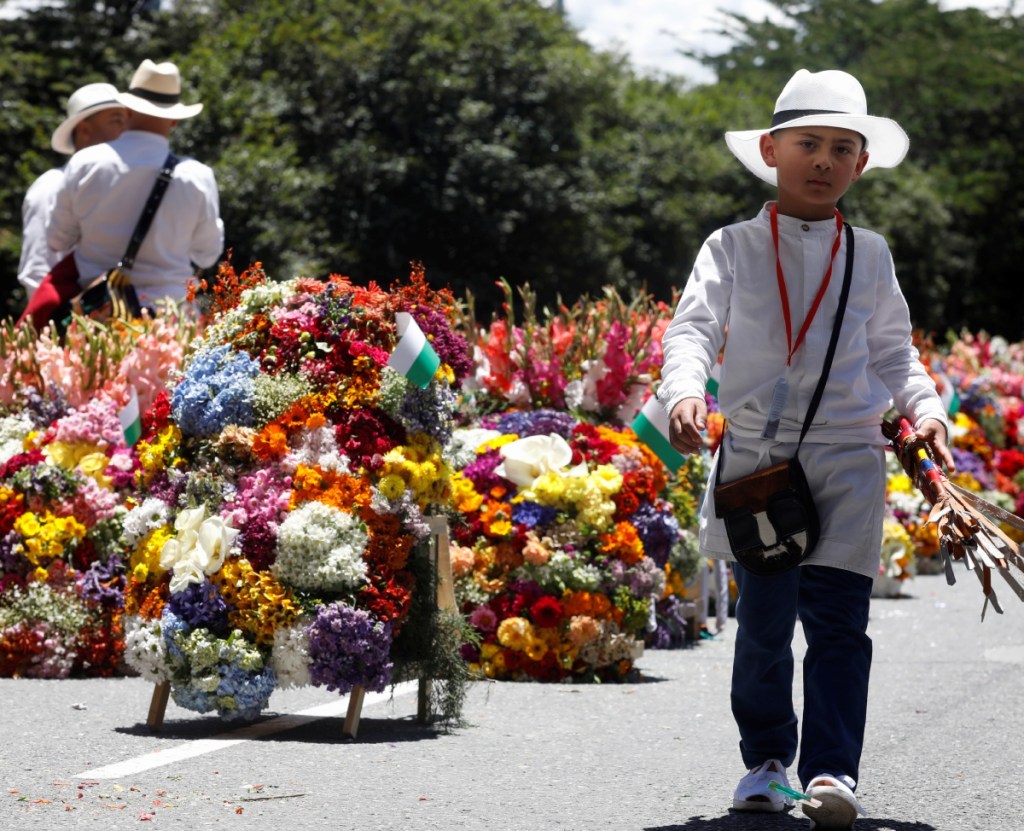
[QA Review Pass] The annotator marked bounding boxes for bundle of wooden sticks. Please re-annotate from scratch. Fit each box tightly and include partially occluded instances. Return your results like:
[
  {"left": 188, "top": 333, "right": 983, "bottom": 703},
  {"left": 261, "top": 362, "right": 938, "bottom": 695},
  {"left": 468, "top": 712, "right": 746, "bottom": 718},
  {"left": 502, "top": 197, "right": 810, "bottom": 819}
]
[{"left": 882, "top": 417, "right": 1024, "bottom": 619}]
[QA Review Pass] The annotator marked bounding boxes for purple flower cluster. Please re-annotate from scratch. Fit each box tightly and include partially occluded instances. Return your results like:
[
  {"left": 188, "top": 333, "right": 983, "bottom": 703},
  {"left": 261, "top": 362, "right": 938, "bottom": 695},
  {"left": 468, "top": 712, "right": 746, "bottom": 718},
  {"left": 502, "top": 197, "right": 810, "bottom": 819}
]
[
  {"left": 952, "top": 448, "right": 996, "bottom": 490},
  {"left": 307, "top": 602, "right": 393, "bottom": 694},
  {"left": 630, "top": 503, "right": 681, "bottom": 567},
  {"left": 78, "top": 556, "right": 125, "bottom": 608},
  {"left": 462, "top": 449, "right": 509, "bottom": 494},
  {"left": 23, "top": 386, "right": 69, "bottom": 429},
  {"left": 511, "top": 500, "right": 556, "bottom": 529},
  {"left": 166, "top": 580, "right": 230, "bottom": 636},
  {"left": 646, "top": 595, "right": 690, "bottom": 649},
  {"left": 496, "top": 408, "right": 576, "bottom": 439}
]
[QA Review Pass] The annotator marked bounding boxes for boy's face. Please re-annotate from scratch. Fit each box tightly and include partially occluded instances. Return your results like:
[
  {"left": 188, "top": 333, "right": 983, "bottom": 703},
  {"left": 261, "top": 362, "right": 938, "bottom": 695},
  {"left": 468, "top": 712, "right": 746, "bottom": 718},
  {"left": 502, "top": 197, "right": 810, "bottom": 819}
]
[{"left": 759, "top": 126, "right": 869, "bottom": 220}]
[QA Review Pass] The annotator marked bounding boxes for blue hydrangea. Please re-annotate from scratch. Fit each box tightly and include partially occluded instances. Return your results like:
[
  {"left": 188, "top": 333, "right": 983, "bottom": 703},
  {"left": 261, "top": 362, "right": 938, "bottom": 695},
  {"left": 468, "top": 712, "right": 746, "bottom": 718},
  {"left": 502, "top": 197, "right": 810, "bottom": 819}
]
[{"left": 172, "top": 344, "right": 261, "bottom": 436}]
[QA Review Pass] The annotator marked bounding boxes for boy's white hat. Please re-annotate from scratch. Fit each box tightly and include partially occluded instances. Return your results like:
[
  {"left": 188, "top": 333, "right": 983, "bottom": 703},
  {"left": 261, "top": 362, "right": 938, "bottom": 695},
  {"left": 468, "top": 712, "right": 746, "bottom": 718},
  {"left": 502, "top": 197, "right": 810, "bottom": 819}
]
[
  {"left": 725, "top": 68, "right": 909, "bottom": 185},
  {"left": 116, "top": 59, "right": 203, "bottom": 120},
  {"left": 51, "top": 82, "right": 123, "bottom": 155}
]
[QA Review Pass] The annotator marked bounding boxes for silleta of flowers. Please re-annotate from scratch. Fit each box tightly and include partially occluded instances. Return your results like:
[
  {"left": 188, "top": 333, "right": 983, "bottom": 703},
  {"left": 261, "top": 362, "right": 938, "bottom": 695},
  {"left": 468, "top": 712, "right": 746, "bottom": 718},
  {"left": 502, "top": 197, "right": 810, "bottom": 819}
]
[
  {"left": 0, "top": 314, "right": 193, "bottom": 677},
  {"left": 448, "top": 408, "right": 702, "bottom": 681},
  {"left": 119, "top": 263, "right": 472, "bottom": 720},
  {"left": 883, "top": 332, "right": 1024, "bottom": 587}
]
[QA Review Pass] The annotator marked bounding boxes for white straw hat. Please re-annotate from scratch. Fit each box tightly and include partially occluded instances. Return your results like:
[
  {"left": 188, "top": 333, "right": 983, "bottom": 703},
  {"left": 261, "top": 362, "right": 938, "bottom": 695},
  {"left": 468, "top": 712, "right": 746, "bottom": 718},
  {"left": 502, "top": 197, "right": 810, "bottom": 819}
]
[
  {"left": 116, "top": 59, "right": 203, "bottom": 120},
  {"left": 51, "top": 82, "right": 123, "bottom": 154},
  {"left": 725, "top": 69, "right": 909, "bottom": 185}
]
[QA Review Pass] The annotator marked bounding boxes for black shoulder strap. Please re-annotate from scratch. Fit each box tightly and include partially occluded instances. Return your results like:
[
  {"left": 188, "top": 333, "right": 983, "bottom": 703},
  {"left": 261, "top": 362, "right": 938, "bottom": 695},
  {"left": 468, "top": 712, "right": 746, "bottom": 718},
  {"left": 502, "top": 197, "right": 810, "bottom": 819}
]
[
  {"left": 119, "top": 152, "right": 179, "bottom": 270},
  {"left": 798, "top": 222, "right": 855, "bottom": 447}
]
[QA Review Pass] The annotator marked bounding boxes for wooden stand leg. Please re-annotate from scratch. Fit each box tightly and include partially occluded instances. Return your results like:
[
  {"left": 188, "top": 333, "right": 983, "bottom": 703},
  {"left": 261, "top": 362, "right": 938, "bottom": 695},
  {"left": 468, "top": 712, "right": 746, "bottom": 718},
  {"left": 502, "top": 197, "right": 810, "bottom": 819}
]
[
  {"left": 342, "top": 685, "right": 366, "bottom": 739},
  {"left": 147, "top": 681, "right": 171, "bottom": 731}
]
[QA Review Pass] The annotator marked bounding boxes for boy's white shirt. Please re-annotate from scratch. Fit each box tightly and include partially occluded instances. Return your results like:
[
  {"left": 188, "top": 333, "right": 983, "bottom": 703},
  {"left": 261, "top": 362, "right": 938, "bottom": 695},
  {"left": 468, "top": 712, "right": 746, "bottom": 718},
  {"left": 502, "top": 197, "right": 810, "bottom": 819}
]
[{"left": 658, "top": 204, "right": 948, "bottom": 444}]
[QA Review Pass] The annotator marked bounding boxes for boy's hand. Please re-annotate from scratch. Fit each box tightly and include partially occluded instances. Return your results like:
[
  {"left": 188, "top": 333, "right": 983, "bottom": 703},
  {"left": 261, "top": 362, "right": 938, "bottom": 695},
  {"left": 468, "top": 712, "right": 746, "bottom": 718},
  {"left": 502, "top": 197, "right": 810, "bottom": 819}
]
[
  {"left": 917, "top": 418, "right": 956, "bottom": 473},
  {"left": 668, "top": 397, "right": 708, "bottom": 455}
]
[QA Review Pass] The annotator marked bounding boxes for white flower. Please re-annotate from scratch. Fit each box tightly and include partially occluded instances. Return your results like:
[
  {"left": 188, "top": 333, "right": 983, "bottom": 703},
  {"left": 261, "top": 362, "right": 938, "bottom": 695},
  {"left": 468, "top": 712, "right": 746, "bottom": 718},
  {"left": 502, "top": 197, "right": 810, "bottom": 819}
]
[
  {"left": 272, "top": 501, "right": 369, "bottom": 592},
  {"left": 270, "top": 620, "right": 313, "bottom": 689},
  {"left": 496, "top": 433, "right": 587, "bottom": 488},
  {"left": 160, "top": 505, "right": 239, "bottom": 593},
  {"left": 123, "top": 616, "right": 171, "bottom": 683}
]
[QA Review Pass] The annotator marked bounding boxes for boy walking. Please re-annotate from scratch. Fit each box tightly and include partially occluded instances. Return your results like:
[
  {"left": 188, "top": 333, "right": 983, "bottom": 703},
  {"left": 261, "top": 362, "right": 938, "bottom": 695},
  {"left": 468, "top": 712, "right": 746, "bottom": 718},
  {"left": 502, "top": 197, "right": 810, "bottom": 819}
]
[{"left": 658, "top": 69, "right": 954, "bottom": 829}]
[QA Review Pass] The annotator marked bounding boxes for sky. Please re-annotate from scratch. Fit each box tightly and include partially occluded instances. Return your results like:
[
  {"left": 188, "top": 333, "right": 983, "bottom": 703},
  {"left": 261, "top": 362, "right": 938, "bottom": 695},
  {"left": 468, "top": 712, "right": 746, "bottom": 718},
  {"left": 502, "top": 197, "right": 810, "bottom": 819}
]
[{"left": 562, "top": 0, "right": 1016, "bottom": 84}]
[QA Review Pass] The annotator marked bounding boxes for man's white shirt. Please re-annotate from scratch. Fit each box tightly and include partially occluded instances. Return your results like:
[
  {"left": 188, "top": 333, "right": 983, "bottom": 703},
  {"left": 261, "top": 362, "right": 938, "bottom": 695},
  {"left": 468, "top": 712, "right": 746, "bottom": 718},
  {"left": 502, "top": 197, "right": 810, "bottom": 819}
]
[
  {"left": 48, "top": 130, "right": 224, "bottom": 306},
  {"left": 17, "top": 168, "right": 66, "bottom": 298}
]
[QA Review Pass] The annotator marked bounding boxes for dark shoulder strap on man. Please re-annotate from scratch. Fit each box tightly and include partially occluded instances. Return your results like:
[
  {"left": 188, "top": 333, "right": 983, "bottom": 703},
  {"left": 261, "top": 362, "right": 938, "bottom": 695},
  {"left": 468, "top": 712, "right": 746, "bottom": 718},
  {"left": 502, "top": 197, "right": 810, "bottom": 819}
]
[{"left": 119, "top": 152, "right": 179, "bottom": 270}]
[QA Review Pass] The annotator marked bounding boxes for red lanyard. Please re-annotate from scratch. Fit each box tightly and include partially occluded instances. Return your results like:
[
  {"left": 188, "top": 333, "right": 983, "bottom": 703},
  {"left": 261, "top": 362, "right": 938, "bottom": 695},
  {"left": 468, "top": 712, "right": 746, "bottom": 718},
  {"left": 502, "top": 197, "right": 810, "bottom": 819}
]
[{"left": 770, "top": 202, "right": 844, "bottom": 366}]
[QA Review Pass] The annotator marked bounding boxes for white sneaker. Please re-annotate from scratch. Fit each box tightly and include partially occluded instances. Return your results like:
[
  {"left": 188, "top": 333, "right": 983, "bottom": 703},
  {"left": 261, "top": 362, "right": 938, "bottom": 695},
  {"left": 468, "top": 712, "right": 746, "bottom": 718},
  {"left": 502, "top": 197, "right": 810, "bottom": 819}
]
[
  {"left": 732, "top": 759, "right": 794, "bottom": 813},
  {"left": 803, "top": 774, "right": 865, "bottom": 829}
]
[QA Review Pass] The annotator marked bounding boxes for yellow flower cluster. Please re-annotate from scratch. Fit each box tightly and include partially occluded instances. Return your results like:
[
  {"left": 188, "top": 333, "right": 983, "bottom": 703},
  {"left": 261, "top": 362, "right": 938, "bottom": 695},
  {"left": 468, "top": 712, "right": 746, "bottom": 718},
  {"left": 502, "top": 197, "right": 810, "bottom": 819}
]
[
  {"left": 379, "top": 435, "right": 451, "bottom": 506},
  {"left": 42, "top": 442, "right": 113, "bottom": 489},
  {"left": 520, "top": 464, "right": 621, "bottom": 531},
  {"left": 881, "top": 518, "right": 915, "bottom": 580},
  {"left": 13, "top": 511, "right": 87, "bottom": 570},
  {"left": 212, "top": 558, "right": 300, "bottom": 646},
  {"left": 484, "top": 616, "right": 577, "bottom": 676},
  {"left": 450, "top": 473, "right": 484, "bottom": 513},
  {"left": 130, "top": 525, "right": 173, "bottom": 583},
  {"left": 135, "top": 425, "right": 183, "bottom": 487}
]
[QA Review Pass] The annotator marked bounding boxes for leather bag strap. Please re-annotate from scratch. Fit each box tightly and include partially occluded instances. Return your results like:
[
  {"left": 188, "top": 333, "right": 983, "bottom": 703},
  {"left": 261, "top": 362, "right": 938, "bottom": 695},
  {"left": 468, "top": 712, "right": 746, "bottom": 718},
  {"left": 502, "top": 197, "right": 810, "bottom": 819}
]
[
  {"left": 797, "top": 222, "right": 855, "bottom": 447},
  {"left": 119, "top": 152, "right": 179, "bottom": 270}
]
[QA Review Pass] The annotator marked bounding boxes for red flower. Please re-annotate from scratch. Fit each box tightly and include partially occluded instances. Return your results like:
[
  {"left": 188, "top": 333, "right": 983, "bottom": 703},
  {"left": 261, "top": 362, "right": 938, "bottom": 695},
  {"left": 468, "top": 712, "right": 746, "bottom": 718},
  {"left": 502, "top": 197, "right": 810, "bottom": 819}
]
[{"left": 529, "top": 595, "right": 565, "bottom": 628}]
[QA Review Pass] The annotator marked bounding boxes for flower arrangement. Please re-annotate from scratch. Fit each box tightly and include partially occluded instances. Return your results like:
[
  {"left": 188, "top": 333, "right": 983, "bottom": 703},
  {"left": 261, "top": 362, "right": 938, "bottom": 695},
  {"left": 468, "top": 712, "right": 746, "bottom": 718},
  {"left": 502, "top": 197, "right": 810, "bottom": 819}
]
[
  {"left": 448, "top": 407, "right": 703, "bottom": 681},
  {"left": 119, "top": 263, "right": 474, "bottom": 722},
  {"left": 882, "top": 331, "right": 1024, "bottom": 579},
  {"left": 460, "top": 280, "right": 674, "bottom": 423},
  {"left": 0, "top": 311, "right": 194, "bottom": 678}
]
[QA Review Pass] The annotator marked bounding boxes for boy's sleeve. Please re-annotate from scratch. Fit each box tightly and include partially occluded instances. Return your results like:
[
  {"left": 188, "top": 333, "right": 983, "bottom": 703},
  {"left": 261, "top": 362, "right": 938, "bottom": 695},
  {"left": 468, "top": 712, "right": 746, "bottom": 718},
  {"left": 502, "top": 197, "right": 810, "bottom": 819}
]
[
  {"left": 657, "top": 233, "right": 732, "bottom": 417},
  {"left": 865, "top": 243, "right": 949, "bottom": 436}
]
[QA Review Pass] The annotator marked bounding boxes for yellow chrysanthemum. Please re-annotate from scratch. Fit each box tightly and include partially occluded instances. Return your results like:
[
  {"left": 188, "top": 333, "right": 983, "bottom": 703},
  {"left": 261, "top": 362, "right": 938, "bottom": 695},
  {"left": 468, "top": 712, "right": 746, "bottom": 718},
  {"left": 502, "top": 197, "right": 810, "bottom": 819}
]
[
  {"left": 377, "top": 473, "right": 407, "bottom": 500},
  {"left": 589, "top": 464, "right": 623, "bottom": 496},
  {"left": 496, "top": 616, "right": 533, "bottom": 652},
  {"left": 130, "top": 525, "right": 172, "bottom": 583}
]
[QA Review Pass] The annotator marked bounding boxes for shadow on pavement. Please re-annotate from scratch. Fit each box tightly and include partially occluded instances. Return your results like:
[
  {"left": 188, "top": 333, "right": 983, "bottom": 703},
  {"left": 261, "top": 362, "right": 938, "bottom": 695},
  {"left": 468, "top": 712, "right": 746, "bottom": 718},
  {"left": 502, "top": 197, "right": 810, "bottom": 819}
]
[
  {"left": 114, "top": 713, "right": 441, "bottom": 744},
  {"left": 647, "top": 814, "right": 936, "bottom": 831}
]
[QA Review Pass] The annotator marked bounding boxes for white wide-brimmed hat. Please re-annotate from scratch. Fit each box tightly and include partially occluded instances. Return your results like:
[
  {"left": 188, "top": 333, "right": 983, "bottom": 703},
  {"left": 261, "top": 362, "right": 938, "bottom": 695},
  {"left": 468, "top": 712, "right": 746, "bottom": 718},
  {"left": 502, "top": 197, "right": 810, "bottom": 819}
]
[
  {"left": 116, "top": 59, "right": 203, "bottom": 120},
  {"left": 725, "top": 69, "right": 909, "bottom": 185},
  {"left": 51, "top": 82, "right": 124, "bottom": 154}
]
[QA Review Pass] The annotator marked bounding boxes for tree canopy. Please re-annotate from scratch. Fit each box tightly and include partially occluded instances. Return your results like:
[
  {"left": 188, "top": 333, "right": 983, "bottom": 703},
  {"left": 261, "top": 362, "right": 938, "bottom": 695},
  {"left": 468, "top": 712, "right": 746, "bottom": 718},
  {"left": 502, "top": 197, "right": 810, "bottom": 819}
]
[{"left": 1, "top": 0, "right": 1021, "bottom": 337}]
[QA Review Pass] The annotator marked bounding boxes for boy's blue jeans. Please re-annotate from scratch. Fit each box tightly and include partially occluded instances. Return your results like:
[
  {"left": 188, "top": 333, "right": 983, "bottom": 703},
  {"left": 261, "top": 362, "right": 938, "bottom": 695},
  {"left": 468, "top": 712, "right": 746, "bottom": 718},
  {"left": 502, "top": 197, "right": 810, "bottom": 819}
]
[{"left": 731, "top": 562, "right": 873, "bottom": 790}]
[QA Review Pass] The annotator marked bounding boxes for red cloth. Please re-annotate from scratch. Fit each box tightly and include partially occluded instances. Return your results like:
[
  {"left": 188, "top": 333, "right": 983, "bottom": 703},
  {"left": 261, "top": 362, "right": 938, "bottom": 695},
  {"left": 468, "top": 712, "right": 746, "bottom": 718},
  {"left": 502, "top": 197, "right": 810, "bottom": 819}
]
[{"left": 18, "top": 252, "right": 80, "bottom": 331}]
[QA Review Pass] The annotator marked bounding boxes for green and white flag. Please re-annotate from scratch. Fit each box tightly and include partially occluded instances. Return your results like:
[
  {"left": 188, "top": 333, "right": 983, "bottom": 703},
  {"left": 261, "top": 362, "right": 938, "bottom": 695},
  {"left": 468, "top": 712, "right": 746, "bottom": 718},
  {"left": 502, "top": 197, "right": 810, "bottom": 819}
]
[
  {"left": 118, "top": 386, "right": 142, "bottom": 447},
  {"left": 705, "top": 357, "right": 722, "bottom": 397},
  {"left": 388, "top": 312, "right": 441, "bottom": 389},
  {"left": 631, "top": 395, "right": 685, "bottom": 472}
]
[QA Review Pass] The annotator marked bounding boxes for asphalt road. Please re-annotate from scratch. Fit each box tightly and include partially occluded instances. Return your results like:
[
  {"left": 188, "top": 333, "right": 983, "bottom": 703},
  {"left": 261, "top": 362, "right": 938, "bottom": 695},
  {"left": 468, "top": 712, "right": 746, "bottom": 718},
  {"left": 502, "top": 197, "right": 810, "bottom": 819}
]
[{"left": 2, "top": 571, "right": 1022, "bottom": 831}]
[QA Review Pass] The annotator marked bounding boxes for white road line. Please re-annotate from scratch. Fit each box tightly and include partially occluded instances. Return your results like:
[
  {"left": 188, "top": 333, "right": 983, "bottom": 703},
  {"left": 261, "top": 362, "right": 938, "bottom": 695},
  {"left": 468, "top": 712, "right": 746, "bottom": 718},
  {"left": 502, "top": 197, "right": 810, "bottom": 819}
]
[{"left": 76, "top": 681, "right": 418, "bottom": 780}]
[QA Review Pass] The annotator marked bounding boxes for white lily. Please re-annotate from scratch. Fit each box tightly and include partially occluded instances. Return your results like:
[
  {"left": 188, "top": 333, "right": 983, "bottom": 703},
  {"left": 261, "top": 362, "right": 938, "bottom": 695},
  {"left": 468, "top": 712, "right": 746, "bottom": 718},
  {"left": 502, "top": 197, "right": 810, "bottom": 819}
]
[{"left": 496, "top": 433, "right": 587, "bottom": 488}]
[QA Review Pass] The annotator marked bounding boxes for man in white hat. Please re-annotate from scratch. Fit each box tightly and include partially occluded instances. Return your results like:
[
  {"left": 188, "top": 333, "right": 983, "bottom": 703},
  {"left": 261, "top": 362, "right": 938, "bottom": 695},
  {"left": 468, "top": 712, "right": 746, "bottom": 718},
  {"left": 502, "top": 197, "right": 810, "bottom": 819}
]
[
  {"left": 16, "top": 83, "right": 127, "bottom": 299},
  {"left": 46, "top": 59, "right": 223, "bottom": 311},
  {"left": 658, "top": 69, "right": 954, "bottom": 829}
]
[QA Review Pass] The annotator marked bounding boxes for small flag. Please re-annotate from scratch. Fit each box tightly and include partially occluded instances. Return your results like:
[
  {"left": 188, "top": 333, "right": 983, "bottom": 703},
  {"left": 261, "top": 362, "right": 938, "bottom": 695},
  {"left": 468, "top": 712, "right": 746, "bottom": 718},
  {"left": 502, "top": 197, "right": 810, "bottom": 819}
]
[
  {"left": 931, "top": 361, "right": 961, "bottom": 416},
  {"left": 631, "top": 395, "right": 685, "bottom": 472},
  {"left": 387, "top": 312, "right": 441, "bottom": 389},
  {"left": 118, "top": 386, "right": 142, "bottom": 447},
  {"left": 706, "top": 356, "right": 722, "bottom": 397}
]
